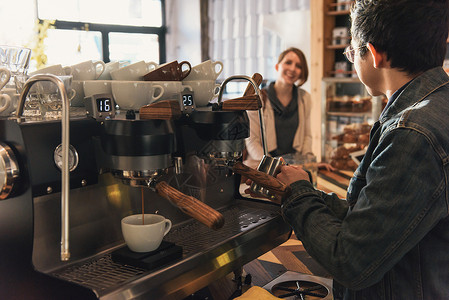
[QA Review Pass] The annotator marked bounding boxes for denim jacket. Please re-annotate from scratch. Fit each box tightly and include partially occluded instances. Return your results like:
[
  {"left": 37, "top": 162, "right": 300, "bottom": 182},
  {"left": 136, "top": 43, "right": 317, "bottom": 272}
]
[{"left": 281, "top": 67, "right": 449, "bottom": 299}]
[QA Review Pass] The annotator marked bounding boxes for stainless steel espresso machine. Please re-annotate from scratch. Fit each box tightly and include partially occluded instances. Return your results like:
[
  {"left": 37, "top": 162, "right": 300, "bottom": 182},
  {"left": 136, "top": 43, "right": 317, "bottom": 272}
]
[{"left": 0, "top": 75, "right": 291, "bottom": 299}]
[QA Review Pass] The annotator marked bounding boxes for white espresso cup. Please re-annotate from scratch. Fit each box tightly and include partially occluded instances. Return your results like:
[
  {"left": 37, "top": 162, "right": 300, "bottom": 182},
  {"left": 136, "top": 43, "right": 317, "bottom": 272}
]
[
  {"left": 111, "top": 81, "right": 164, "bottom": 110},
  {"left": 182, "top": 80, "right": 221, "bottom": 107},
  {"left": 29, "top": 64, "right": 72, "bottom": 76},
  {"left": 97, "top": 61, "right": 120, "bottom": 80},
  {"left": 0, "top": 67, "right": 11, "bottom": 91},
  {"left": 83, "top": 80, "right": 113, "bottom": 98},
  {"left": 70, "top": 60, "right": 106, "bottom": 80},
  {"left": 146, "top": 81, "right": 193, "bottom": 101},
  {"left": 121, "top": 214, "right": 172, "bottom": 252},
  {"left": 0, "top": 87, "right": 20, "bottom": 116},
  {"left": 70, "top": 80, "right": 85, "bottom": 107},
  {"left": 184, "top": 60, "right": 223, "bottom": 81},
  {"left": 110, "top": 61, "right": 158, "bottom": 81},
  {"left": 0, "top": 92, "right": 19, "bottom": 116}
]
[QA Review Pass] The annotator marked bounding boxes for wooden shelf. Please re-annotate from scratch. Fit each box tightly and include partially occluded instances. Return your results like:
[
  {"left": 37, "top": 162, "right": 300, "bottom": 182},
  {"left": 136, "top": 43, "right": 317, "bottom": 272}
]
[
  {"left": 326, "top": 10, "right": 351, "bottom": 16},
  {"left": 326, "top": 1, "right": 353, "bottom": 15},
  {"left": 326, "top": 111, "right": 371, "bottom": 117},
  {"left": 327, "top": 70, "right": 358, "bottom": 78},
  {"left": 327, "top": 44, "right": 348, "bottom": 50},
  {"left": 323, "top": 77, "right": 360, "bottom": 83}
]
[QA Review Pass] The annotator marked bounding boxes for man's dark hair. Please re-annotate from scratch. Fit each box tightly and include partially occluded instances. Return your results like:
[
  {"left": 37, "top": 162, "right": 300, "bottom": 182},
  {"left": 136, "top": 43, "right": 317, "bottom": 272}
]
[{"left": 351, "top": 0, "right": 449, "bottom": 75}]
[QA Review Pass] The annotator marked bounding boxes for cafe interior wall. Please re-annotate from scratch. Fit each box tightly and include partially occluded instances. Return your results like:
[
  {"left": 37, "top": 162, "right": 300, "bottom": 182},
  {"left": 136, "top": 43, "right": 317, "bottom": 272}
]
[{"left": 165, "top": 0, "right": 202, "bottom": 65}]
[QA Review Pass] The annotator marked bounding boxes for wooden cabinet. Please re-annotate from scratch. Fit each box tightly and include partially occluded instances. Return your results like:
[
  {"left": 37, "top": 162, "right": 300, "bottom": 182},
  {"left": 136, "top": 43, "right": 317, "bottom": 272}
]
[
  {"left": 311, "top": 1, "right": 384, "bottom": 167},
  {"left": 321, "top": 78, "right": 384, "bottom": 169}
]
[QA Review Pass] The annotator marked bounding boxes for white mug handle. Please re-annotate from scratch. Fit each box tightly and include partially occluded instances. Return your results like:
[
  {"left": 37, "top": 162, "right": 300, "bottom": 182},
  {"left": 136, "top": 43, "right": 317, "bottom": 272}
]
[
  {"left": 146, "top": 61, "right": 158, "bottom": 72},
  {"left": 94, "top": 61, "right": 106, "bottom": 79},
  {"left": 68, "top": 88, "right": 77, "bottom": 101},
  {"left": 182, "top": 85, "right": 193, "bottom": 92},
  {"left": 152, "top": 84, "right": 164, "bottom": 102},
  {"left": 213, "top": 61, "right": 224, "bottom": 77},
  {"left": 63, "top": 66, "right": 73, "bottom": 76},
  {"left": 163, "top": 219, "right": 172, "bottom": 236},
  {"left": 0, "top": 68, "right": 11, "bottom": 90},
  {"left": 213, "top": 84, "right": 221, "bottom": 96},
  {"left": 0, "top": 94, "right": 11, "bottom": 113}
]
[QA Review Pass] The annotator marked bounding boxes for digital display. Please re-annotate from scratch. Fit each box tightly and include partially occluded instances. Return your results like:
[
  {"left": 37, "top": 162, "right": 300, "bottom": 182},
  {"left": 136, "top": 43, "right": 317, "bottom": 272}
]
[
  {"left": 96, "top": 98, "right": 113, "bottom": 112},
  {"left": 182, "top": 94, "right": 194, "bottom": 107}
]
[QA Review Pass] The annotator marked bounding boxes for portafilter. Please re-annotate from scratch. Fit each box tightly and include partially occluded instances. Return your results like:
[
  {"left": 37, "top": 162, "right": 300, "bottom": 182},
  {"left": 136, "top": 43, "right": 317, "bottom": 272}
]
[{"left": 100, "top": 110, "right": 224, "bottom": 230}]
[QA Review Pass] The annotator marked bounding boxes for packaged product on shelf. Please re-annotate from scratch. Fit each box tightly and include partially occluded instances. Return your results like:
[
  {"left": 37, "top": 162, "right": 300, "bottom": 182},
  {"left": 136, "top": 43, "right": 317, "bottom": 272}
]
[
  {"left": 334, "top": 61, "right": 349, "bottom": 78},
  {"left": 327, "top": 95, "right": 372, "bottom": 112},
  {"left": 329, "top": 122, "right": 372, "bottom": 170},
  {"left": 332, "top": 27, "right": 350, "bottom": 46}
]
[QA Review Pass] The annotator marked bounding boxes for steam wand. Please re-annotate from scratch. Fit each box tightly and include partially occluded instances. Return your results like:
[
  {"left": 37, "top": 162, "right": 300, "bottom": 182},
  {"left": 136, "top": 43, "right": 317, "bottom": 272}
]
[
  {"left": 16, "top": 74, "right": 71, "bottom": 261},
  {"left": 217, "top": 75, "right": 267, "bottom": 156}
]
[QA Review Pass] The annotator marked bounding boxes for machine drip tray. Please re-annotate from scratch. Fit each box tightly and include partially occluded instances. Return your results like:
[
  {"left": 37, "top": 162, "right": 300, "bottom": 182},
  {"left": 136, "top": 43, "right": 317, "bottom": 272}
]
[{"left": 111, "top": 241, "right": 183, "bottom": 270}]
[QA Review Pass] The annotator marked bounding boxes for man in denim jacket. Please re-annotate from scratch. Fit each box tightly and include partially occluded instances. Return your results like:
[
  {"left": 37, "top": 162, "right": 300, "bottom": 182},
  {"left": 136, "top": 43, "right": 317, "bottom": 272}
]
[{"left": 276, "top": 0, "right": 449, "bottom": 299}]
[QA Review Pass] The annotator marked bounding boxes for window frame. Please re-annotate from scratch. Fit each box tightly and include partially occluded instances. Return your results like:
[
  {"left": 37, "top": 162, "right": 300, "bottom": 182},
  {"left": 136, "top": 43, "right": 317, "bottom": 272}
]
[{"left": 36, "top": 0, "right": 167, "bottom": 64}]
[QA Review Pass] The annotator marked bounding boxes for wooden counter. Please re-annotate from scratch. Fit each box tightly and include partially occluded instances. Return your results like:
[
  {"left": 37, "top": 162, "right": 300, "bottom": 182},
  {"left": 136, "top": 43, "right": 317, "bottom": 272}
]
[{"left": 317, "top": 169, "right": 353, "bottom": 198}]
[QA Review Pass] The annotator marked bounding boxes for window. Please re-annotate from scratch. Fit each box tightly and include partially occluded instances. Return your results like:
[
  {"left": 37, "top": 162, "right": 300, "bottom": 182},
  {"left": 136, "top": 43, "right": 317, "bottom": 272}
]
[{"left": 36, "top": 0, "right": 166, "bottom": 66}]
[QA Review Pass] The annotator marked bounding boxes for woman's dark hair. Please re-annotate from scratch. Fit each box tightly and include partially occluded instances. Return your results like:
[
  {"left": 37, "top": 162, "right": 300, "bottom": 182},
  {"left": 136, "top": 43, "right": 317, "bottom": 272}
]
[
  {"left": 351, "top": 0, "right": 449, "bottom": 75},
  {"left": 277, "top": 47, "right": 309, "bottom": 86}
]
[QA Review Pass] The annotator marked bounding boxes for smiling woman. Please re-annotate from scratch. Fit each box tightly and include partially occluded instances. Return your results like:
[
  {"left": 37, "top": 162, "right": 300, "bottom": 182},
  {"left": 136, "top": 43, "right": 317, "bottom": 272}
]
[{"left": 244, "top": 47, "right": 313, "bottom": 169}]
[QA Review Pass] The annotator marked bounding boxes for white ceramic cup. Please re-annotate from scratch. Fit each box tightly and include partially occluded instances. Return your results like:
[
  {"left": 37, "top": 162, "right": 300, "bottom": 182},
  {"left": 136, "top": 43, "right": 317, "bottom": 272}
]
[
  {"left": 70, "top": 60, "right": 106, "bottom": 80},
  {"left": 111, "top": 81, "right": 164, "bottom": 110},
  {"left": 30, "top": 75, "right": 76, "bottom": 100},
  {"left": 83, "top": 80, "right": 113, "bottom": 98},
  {"left": 110, "top": 61, "right": 158, "bottom": 81},
  {"left": 0, "top": 67, "right": 11, "bottom": 90},
  {"left": 29, "top": 64, "right": 73, "bottom": 76},
  {"left": 0, "top": 93, "right": 12, "bottom": 115},
  {"left": 184, "top": 60, "right": 223, "bottom": 81},
  {"left": 121, "top": 214, "right": 172, "bottom": 252},
  {"left": 146, "top": 81, "right": 193, "bottom": 101},
  {"left": 70, "top": 80, "right": 85, "bottom": 107},
  {"left": 0, "top": 88, "right": 20, "bottom": 116},
  {"left": 98, "top": 61, "right": 120, "bottom": 80},
  {"left": 29, "top": 76, "right": 76, "bottom": 118},
  {"left": 182, "top": 80, "right": 221, "bottom": 107}
]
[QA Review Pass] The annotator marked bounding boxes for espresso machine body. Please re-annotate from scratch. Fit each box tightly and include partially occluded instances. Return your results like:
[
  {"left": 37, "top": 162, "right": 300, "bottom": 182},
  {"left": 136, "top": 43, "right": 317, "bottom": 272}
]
[
  {"left": 0, "top": 106, "right": 290, "bottom": 299},
  {"left": 0, "top": 118, "right": 100, "bottom": 299}
]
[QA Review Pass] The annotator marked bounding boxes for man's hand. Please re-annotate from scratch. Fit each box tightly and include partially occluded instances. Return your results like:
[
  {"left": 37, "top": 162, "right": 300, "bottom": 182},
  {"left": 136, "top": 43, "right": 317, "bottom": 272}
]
[{"left": 276, "top": 165, "right": 311, "bottom": 185}]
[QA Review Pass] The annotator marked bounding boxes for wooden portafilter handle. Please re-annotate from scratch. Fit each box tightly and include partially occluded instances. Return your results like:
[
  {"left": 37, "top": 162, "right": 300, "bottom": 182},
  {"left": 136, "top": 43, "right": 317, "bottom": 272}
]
[
  {"left": 155, "top": 181, "right": 225, "bottom": 230},
  {"left": 233, "top": 162, "right": 291, "bottom": 198},
  {"left": 139, "top": 100, "right": 182, "bottom": 120},
  {"left": 221, "top": 94, "right": 262, "bottom": 111}
]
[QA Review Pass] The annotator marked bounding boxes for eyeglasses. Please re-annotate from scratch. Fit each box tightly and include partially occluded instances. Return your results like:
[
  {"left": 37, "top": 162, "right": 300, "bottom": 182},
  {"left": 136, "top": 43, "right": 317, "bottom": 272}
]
[{"left": 343, "top": 44, "right": 364, "bottom": 63}]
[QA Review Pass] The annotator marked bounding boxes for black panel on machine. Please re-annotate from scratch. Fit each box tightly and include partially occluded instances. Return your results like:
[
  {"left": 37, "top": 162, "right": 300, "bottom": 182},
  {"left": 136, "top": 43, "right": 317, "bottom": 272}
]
[
  {"left": 100, "top": 119, "right": 176, "bottom": 156},
  {"left": 20, "top": 118, "right": 100, "bottom": 197},
  {"left": 180, "top": 110, "right": 250, "bottom": 141}
]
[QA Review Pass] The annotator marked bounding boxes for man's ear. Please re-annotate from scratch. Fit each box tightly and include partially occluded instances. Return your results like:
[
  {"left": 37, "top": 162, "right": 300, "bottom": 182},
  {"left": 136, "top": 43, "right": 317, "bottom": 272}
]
[
  {"left": 367, "top": 43, "right": 386, "bottom": 68},
  {"left": 275, "top": 63, "right": 279, "bottom": 72}
]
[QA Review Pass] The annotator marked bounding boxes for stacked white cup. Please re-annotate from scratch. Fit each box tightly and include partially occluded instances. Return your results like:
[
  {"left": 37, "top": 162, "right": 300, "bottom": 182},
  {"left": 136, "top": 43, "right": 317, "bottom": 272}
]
[{"left": 182, "top": 60, "right": 223, "bottom": 107}]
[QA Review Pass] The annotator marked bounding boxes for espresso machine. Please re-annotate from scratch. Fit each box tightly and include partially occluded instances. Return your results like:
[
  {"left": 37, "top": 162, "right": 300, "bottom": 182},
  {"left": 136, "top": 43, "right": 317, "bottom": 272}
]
[{"left": 0, "top": 74, "right": 291, "bottom": 299}]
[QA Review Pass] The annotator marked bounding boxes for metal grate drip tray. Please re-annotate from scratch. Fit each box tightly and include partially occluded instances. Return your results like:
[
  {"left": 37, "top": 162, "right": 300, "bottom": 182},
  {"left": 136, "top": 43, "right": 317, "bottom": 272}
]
[
  {"left": 51, "top": 201, "right": 289, "bottom": 298},
  {"left": 53, "top": 255, "right": 147, "bottom": 292}
]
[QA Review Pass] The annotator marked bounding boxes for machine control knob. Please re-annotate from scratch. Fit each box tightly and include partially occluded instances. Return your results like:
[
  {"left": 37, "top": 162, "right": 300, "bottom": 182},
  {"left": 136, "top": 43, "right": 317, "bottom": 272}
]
[{"left": 0, "top": 142, "right": 19, "bottom": 200}]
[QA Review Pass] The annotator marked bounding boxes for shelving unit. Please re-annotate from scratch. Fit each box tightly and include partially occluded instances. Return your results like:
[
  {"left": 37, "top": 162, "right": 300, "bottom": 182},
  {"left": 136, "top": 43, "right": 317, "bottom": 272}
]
[
  {"left": 311, "top": 0, "right": 384, "bottom": 169},
  {"left": 321, "top": 78, "right": 383, "bottom": 167}
]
